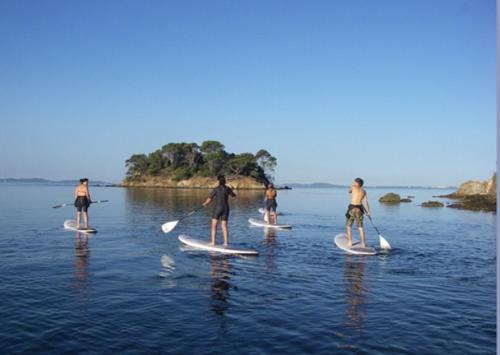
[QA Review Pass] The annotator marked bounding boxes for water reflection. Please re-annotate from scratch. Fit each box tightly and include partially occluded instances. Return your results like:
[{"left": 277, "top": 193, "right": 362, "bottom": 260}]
[
  {"left": 73, "top": 232, "right": 90, "bottom": 302},
  {"left": 262, "top": 229, "right": 278, "bottom": 273},
  {"left": 124, "top": 187, "right": 264, "bottom": 215},
  {"left": 209, "top": 255, "right": 232, "bottom": 325},
  {"left": 343, "top": 255, "right": 368, "bottom": 330}
]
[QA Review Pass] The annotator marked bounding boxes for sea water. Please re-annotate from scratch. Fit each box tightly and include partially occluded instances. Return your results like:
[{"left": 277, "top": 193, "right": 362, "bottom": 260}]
[{"left": 0, "top": 184, "right": 495, "bottom": 354}]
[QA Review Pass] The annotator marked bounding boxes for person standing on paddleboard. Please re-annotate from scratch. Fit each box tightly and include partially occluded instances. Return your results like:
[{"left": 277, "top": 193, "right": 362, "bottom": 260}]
[
  {"left": 264, "top": 183, "right": 278, "bottom": 224},
  {"left": 203, "top": 175, "right": 236, "bottom": 246},
  {"left": 74, "top": 178, "right": 92, "bottom": 229},
  {"left": 345, "top": 177, "right": 371, "bottom": 248}
]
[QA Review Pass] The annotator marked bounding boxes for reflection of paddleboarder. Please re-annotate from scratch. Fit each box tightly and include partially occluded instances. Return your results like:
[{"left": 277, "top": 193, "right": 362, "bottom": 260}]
[
  {"left": 210, "top": 256, "right": 231, "bottom": 318},
  {"left": 73, "top": 231, "right": 90, "bottom": 299},
  {"left": 203, "top": 175, "right": 236, "bottom": 246},
  {"left": 343, "top": 255, "right": 367, "bottom": 329}
]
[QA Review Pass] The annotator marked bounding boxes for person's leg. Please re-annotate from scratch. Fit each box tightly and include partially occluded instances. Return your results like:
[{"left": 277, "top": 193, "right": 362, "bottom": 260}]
[
  {"left": 265, "top": 209, "right": 270, "bottom": 223},
  {"left": 272, "top": 209, "right": 277, "bottom": 224},
  {"left": 83, "top": 211, "right": 88, "bottom": 228},
  {"left": 76, "top": 211, "right": 81, "bottom": 228},
  {"left": 356, "top": 211, "right": 365, "bottom": 247},
  {"left": 359, "top": 227, "right": 366, "bottom": 247},
  {"left": 346, "top": 225, "right": 352, "bottom": 247},
  {"left": 210, "top": 219, "right": 218, "bottom": 245},
  {"left": 221, "top": 220, "right": 229, "bottom": 246}
]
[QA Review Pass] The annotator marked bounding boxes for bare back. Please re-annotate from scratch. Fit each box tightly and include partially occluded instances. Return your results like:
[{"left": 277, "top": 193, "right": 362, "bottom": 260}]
[
  {"left": 75, "top": 184, "right": 89, "bottom": 198},
  {"left": 265, "top": 188, "right": 277, "bottom": 200},
  {"left": 350, "top": 186, "right": 366, "bottom": 205}
]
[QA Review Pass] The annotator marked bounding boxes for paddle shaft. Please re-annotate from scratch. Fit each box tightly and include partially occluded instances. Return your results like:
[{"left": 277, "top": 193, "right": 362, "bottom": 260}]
[
  {"left": 52, "top": 200, "right": 109, "bottom": 209},
  {"left": 367, "top": 215, "right": 382, "bottom": 235},
  {"left": 177, "top": 205, "right": 205, "bottom": 222}
]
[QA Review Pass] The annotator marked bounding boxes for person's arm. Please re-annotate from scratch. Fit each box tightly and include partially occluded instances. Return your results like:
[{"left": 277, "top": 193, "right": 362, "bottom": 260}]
[
  {"left": 203, "top": 197, "right": 212, "bottom": 206},
  {"left": 203, "top": 188, "right": 216, "bottom": 206},
  {"left": 74, "top": 187, "right": 78, "bottom": 199},
  {"left": 229, "top": 187, "right": 236, "bottom": 198},
  {"left": 362, "top": 193, "right": 371, "bottom": 216},
  {"left": 86, "top": 186, "right": 91, "bottom": 202}
]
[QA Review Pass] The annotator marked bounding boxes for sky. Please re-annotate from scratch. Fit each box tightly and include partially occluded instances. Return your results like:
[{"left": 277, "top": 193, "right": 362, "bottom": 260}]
[{"left": 0, "top": 0, "right": 496, "bottom": 186}]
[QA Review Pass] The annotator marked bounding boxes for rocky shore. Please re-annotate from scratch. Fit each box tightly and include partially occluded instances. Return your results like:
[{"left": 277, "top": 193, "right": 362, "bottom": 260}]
[
  {"left": 120, "top": 175, "right": 266, "bottom": 189},
  {"left": 439, "top": 173, "right": 496, "bottom": 212}
]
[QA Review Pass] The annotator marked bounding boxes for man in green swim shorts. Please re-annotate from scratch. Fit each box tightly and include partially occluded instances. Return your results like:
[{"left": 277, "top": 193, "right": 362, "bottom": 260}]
[{"left": 345, "top": 177, "right": 371, "bottom": 248}]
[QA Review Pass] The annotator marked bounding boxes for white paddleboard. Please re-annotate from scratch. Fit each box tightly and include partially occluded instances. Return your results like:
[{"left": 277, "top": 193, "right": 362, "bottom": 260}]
[
  {"left": 258, "top": 208, "right": 283, "bottom": 215},
  {"left": 248, "top": 218, "right": 292, "bottom": 229},
  {"left": 64, "top": 220, "right": 97, "bottom": 234},
  {"left": 334, "top": 234, "right": 377, "bottom": 255},
  {"left": 178, "top": 235, "right": 259, "bottom": 256}
]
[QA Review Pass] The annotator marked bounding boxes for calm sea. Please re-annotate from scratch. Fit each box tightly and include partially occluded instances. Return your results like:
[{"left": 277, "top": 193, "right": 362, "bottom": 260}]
[{"left": 0, "top": 184, "right": 495, "bottom": 354}]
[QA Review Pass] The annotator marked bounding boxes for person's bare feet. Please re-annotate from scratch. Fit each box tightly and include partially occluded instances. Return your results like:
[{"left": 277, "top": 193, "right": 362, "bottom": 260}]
[{"left": 223, "top": 243, "right": 228, "bottom": 247}]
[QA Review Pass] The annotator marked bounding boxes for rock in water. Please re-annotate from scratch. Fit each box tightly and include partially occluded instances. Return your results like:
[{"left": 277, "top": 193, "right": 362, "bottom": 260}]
[
  {"left": 455, "top": 173, "right": 496, "bottom": 196},
  {"left": 421, "top": 201, "right": 444, "bottom": 208},
  {"left": 400, "top": 198, "right": 412, "bottom": 203},
  {"left": 438, "top": 173, "right": 496, "bottom": 212},
  {"left": 379, "top": 193, "right": 401, "bottom": 203}
]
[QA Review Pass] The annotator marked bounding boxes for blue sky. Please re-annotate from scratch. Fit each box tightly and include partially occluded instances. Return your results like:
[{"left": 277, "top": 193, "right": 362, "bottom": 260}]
[{"left": 0, "top": 0, "right": 495, "bottom": 185}]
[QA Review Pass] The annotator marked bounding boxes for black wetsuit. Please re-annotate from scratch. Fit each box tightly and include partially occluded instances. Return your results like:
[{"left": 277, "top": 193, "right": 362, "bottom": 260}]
[
  {"left": 209, "top": 185, "right": 236, "bottom": 221},
  {"left": 74, "top": 196, "right": 90, "bottom": 212}
]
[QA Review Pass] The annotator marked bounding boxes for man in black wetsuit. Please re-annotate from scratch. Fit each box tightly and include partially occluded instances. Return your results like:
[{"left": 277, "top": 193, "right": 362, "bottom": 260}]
[{"left": 203, "top": 175, "right": 236, "bottom": 246}]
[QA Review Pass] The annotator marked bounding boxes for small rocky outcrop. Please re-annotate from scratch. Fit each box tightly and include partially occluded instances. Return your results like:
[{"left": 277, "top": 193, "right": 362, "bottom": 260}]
[
  {"left": 379, "top": 193, "right": 401, "bottom": 203},
  {"left": 421, "top": 201, "right": 444, "bottom": 208},
  {"left": 400, "top": 198, "right": 412, "bottom": 203},
  {"left": 438, "top": 173, "right": 496, "bottom": 212}
]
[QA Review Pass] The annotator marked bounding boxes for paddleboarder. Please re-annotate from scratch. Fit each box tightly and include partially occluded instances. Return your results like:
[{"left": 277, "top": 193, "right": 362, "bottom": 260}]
[
  {"left": 345, "top": 177, "right": 371, "bottom": 248},
  {"left": 74, "top": 178, "right": 92, "bottom": 229},
  {"left": 203, "top": 175, "right": 236, "bottom": 246},
  {"left": 264, "top": 183, "right": 278, "bottom": 224}
]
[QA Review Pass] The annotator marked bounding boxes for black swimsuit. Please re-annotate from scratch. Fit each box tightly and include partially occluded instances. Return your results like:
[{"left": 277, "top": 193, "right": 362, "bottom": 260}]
[{"left": 74, "top": 196, "right": 90, "bottom": 212}]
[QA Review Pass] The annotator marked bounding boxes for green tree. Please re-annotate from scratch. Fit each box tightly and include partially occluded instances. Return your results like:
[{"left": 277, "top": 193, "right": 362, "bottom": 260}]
[
  {"left": 200, "top": 140, "right": 225, "bottom": 154},
  {"left": 256, "top": 149, "right": 277, "bottom": 181},
  {"left": 147, "top": 150, "right": 163, "bottom": 176},
  {"left": 224, "top": 153, "right": 258, "bottom": 176},
  {"left": 125, "top": 154, "right": 149, "bottom": 177}
]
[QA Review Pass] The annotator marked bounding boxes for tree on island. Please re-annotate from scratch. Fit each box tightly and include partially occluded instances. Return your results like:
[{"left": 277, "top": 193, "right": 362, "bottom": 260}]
[{"left": 125, "top": 140, "right": 277, "bottom": 184}]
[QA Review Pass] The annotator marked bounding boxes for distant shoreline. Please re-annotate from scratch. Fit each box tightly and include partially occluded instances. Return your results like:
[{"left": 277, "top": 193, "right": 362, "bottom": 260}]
[{"left": 0, "top": 178, "right": 455, "bottom": 190}]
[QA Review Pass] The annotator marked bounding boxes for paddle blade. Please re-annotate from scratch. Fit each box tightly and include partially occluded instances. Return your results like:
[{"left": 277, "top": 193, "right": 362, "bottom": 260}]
[
  {"left": 161, "top": 220, "right": 179, "bottom": 234},
  {"left": 379, "top": 235, "right": 392, "bottom": 250}
]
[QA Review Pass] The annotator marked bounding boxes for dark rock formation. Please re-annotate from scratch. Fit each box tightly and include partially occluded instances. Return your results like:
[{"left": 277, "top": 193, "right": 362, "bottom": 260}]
[
  {"left": 421, "top": 201, "right": 444, "bottom": 208},
  {"left": 379, "top": 193, "right": 401, "bottom": 203}
]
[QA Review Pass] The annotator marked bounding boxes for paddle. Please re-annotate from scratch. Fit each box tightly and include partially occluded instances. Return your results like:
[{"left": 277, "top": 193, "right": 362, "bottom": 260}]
[
  {"left": 161, "top": 205, "right": 205, "bottom": 234},
  {"left": 52, "top": 200, "right": 109, "bottom": 209},
  {"left": 367, "top": 215, "right": 392, "bottom": 250}
]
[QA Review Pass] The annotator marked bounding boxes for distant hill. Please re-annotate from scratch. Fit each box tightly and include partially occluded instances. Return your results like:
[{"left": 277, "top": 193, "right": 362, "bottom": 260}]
[
  {"left": 287, "top": 182, "right": 346, "bottom": 188},
  {"left": 286, "top": 182, "right": 455, "bottom": 189},
  {"left": 0, "top": 178, "right": 112, "bottom": 186}
]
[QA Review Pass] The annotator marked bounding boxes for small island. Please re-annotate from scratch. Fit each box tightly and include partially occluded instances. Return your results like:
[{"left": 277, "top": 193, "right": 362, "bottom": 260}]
[{"left": 122, "top": 140, "right": 277, "bottom": 189}]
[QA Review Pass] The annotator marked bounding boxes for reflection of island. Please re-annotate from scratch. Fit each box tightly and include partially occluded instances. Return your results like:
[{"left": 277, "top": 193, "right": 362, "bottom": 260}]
[
  {"left": 73, "top": 232, "right": 90, "bottom": 302},
  {"left": 209, "top": 255, "right": 231, "bottom": 323},
  {"left": 343, "top": 255, "right": 367, "bottom": 330}
]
